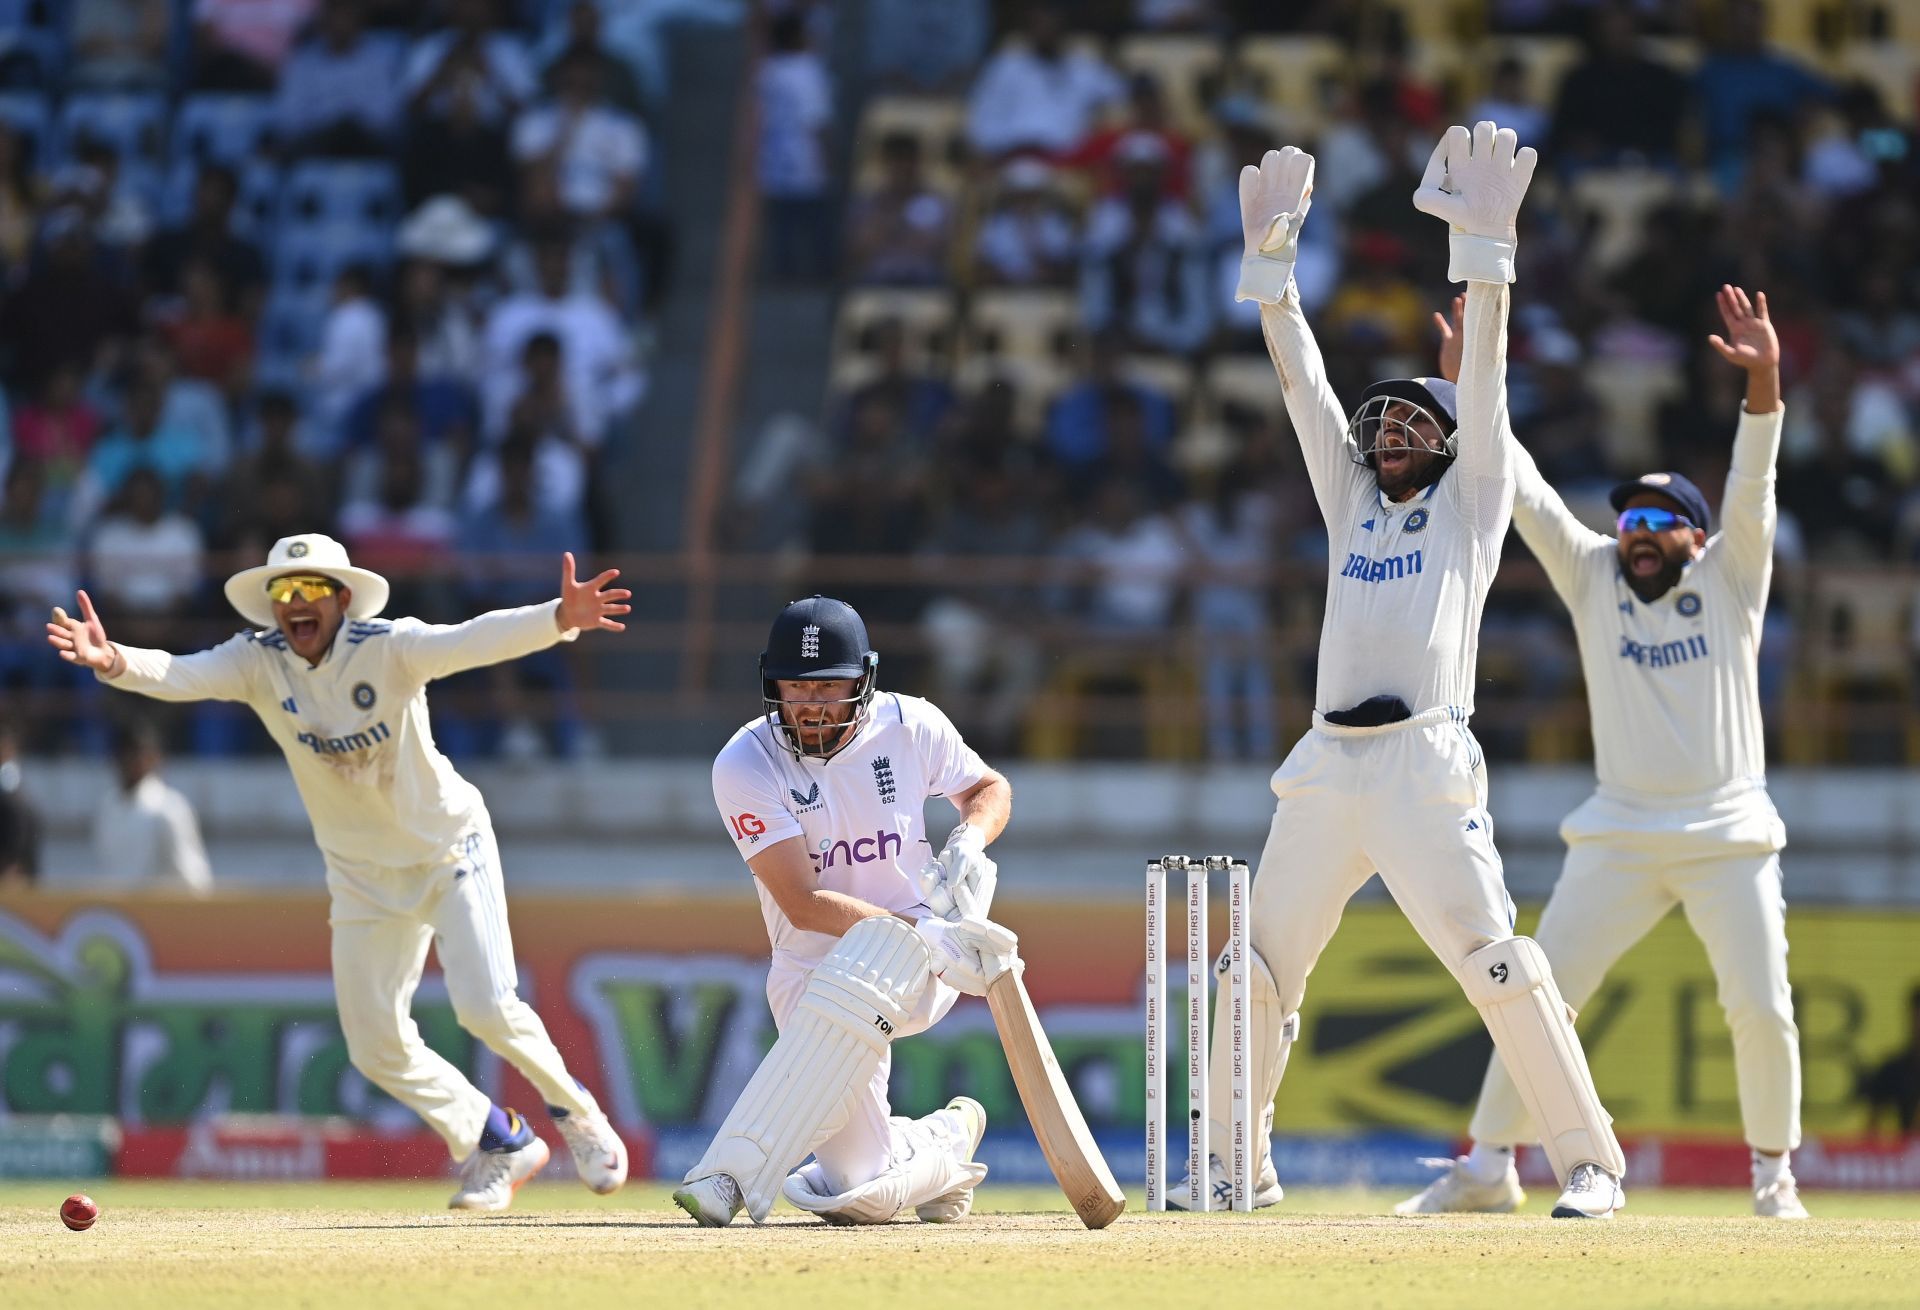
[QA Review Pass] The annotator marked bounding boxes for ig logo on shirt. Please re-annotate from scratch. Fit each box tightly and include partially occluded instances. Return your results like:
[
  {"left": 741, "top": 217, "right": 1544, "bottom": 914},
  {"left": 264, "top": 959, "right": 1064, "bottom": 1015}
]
[{"left": 353, "top": 682, "right": 377, "bottom": 710}]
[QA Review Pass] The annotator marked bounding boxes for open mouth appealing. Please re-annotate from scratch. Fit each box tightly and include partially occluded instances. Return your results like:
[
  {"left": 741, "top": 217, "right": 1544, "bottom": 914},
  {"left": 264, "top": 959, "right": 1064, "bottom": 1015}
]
[
  {"left": 1377, "top": 447, "right": 1412, "bottom": 471},
  {"left": 287, "top": 614, "right": 321, "bottom": 641},
  {"left": 1628, "top": 543, "right": 1664, "bottom": 577}
]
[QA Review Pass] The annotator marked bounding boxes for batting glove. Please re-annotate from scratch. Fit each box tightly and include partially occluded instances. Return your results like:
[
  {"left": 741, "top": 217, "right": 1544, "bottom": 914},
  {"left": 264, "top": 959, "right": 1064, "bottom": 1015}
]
[
  {"left": 1234, "top": 145, "right": 1314, "bottom": 305},
  {"left": 1412, "top": 120, "right": 1538, "bottom": 285},
  {"left": 916, "top": 914, "right": 1020, "bottom": 997},
  {"left": 916, "top": 823, "right": 998, "bottom": 922}
]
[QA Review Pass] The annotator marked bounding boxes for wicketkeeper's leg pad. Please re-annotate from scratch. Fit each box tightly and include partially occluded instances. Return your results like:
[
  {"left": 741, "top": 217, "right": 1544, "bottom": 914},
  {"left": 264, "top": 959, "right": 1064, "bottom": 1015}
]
[
  {"left": 685, "top": 915, "right": 932, "bottom": 1222},
  {"left": 1458, "top": 936, "right": 1625, "bottom": 1182}
]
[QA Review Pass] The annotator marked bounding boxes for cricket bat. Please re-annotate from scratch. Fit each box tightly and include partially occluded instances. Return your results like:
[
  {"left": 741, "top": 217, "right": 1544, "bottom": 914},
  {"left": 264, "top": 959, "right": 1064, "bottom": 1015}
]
[{"left": 986, "top": 964, "right": 1127, "bottom": 1229}]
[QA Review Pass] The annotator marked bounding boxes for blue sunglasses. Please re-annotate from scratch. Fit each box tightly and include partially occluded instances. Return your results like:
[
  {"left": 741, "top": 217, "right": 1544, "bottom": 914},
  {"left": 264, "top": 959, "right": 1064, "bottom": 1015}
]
[{"left": 1617, "top": 506, "right": 1695, "bottom": 534}]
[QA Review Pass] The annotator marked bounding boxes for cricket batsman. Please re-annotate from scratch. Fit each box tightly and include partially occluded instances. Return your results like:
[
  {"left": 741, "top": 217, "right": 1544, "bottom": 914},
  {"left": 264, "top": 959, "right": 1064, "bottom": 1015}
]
[
  {"left": 1399, "top": 284, "right": 1806, "bottom": 1219},
  {"left": 46, "top": 534, "right": 631, "bottom": 1211},
  {"left": 673, "top": 594, "right": 1018, "bottom": 1226},
  {"left": 1171, "top": 124, "right": 1626, "bottom": 1218}
]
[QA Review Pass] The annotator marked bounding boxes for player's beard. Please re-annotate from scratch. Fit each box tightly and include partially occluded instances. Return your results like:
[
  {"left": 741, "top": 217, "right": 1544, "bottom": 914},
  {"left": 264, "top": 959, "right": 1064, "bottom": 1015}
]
[
  {"left": 1619, "top": 541, "right": 1689, "bottom": 603},
  {"left": 1374, "top": 447, "right": 1451, "bottom": 501}
]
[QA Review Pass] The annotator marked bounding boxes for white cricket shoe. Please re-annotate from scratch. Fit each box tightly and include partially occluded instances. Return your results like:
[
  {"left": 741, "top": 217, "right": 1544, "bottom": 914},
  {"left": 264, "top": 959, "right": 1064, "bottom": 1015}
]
[
  {"left": 916, "top": 1096, "right": 988, "bottom": 1223},
  {"left": 1165, "top": 1151, "right": 1285, "bottom": 1211},
  {"left": 1394, "top": 1156, "right": 1525, "bottom": 1215},
  {"left": 1550, "top": 1162, "right": 1625, "bottom": 1219},
  {"left": 673, "top": 1173, "right": 745, "bottom": 1227},
  {"left": 1754, "top": 1174, "right": 1810, "bottom": 1219},
  {"left": 554, "top": 1111, "right": 627, "bottom": 1195},
  {"left": 449, "top": 1134, "right": 551, "bottom": 1212}
]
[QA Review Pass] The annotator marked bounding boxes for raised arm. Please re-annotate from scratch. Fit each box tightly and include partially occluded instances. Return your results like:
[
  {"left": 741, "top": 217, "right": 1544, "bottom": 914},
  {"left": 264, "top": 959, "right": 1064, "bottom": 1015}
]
[
  {"left": 1235, "top": 146, "right": 1371, "bottom": 518},
  {"left": 49, "top": 590, "right": 251, "bottom": 703},
  {"left": 391, "top": 552, "right": 629, "bottom": 683},
  {"left": 1434, "top": 290, "right": 1603, "bottom": 596},
  {"left": 1704, "top": 285, "right": 1784, "bottom": 586}
]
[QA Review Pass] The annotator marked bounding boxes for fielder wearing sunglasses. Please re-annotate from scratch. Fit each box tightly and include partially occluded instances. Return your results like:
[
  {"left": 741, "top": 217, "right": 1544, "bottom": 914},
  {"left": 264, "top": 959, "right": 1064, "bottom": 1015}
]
[{"left": 1613, "top": 485, "right": 1709, "bottom": 604}]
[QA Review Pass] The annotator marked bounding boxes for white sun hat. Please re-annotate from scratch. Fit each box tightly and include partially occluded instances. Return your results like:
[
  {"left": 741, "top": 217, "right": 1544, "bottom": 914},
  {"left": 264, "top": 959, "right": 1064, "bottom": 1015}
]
[{"left": 223, "top": 534, "right": 391, "bottom": 629}]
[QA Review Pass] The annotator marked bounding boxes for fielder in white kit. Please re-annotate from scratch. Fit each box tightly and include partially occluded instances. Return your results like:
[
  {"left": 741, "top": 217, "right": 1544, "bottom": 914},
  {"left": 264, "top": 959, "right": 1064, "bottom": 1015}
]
[
  {"left": 674, "top": 594, "right": 1020, "bottom": 1227},
  {"left": 46, "top": 534, "right": 632, "bottom": 1211},
  {"left": 1170, "top": 124, "right": 1626, "bottom": 1218},
  {"left": 1401, "top": 284, "right": 1806, "bottom": 1219}
]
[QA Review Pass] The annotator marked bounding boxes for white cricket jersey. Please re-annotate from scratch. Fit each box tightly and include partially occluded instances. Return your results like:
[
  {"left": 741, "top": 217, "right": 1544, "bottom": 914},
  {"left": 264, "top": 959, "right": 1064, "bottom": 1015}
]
[
  {"left": 1260, "top": 283, "right": 1519, "bottom": 717},
  {"left": 105, "top": 601, "right": 579, "bottom": 869},
  {"left": 711, "top": 691, "right": 988, "bottom": 974},
  {"left": 1511, "top": 409, "right": 1787, "bottom": 851}
]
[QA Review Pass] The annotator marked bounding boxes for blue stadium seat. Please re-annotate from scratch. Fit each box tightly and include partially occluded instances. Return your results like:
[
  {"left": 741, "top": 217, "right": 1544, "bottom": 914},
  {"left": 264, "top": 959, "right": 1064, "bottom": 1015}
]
[
  {"left": 271, "top": 222, "right": 394, "bottom": 300},
  {"left": 0, "top": 92, "right": 52, "bottom": 170},
  {"left": 0, "top": 0, "right": 68, "bottom": 88},
  {"left": 172, "top": 93, "right": 275, "bottom": 167},
  {"left": 234, "top": 159, "right": 283, "bottom": 234},
  {"left": 280, "top": 159, "right": 402, "bottom": 232},
  {"left": 58, "top": 91, "right": 168, "bottom": 170},
  {"left": 257, "top": 290, "right": 330, "bottom": 382}
]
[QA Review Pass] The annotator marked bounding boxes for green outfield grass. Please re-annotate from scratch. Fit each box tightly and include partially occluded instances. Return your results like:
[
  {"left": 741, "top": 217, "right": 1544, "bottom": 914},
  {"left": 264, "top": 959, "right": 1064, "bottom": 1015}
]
[{"left": 3, "top": 1181, "right": 1917, "bottom": 1310}]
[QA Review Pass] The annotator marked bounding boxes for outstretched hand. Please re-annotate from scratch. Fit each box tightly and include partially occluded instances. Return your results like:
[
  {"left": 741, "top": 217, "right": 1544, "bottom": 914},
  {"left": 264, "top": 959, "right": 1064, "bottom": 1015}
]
[
  {"left": 556, "top": 552, "right": 632, "bottom": 634},
  {"left": 46, "top": 590, "right": 118, "bottom": 673},
  {"left": 1432, "top": 293, "right": 1466, "bottom": 384},
  {"left": 1705, "top": 285, "right": 1778, "bottom": 372}
]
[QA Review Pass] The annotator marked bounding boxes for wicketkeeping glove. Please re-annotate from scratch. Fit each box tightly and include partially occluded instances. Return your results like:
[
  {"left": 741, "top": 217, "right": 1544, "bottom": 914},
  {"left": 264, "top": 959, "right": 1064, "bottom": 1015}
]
[
  {"left": 1411, "top": 120, "right": 1538, "bottom": 285},
  {"left": 1234, "top": 145, "right": 1314, "bottom": 305},
  {"left": 915, "top": 914, "right": 1019, "bottom": 997},
  {"left": 916, "top": 823, "right": 998, "bottom": 922}
]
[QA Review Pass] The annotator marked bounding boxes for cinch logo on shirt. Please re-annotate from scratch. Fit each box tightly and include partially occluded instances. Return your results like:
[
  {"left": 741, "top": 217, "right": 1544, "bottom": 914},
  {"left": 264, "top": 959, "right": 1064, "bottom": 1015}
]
[
  {"left": 810, "top": 829, "right": 903, "bottom": 871},
  {"left": 1340, "top": 549, "right": 1424, "bottom": 584},
  {"left": 296, "top": 721, "right": 392, "bottom": 756},
  {"left": 1619, "top": 635, "right": 1710, "bottom": 668}
]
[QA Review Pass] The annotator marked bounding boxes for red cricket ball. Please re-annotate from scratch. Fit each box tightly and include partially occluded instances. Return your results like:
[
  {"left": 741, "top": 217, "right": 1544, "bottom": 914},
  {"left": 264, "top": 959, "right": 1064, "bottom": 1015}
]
[{"left": 61, "top": 1194, "right": 99, "bottom": 1231}]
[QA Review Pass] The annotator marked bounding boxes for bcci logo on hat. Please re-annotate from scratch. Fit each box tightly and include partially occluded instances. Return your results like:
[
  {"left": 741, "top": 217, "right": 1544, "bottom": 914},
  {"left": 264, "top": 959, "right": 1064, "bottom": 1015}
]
[
  {"left": 287, "top": 540, "right": 310, "bottom": 558},
  {"left": 800, "top": 624, "right": 821, "bottom": 659}
]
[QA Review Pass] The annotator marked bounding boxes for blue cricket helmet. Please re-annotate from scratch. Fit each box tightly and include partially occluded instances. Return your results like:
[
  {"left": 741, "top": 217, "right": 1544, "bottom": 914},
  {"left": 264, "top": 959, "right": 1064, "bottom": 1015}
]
[{"left": 760, "top": 595, "right": 880, "bottom": 759}]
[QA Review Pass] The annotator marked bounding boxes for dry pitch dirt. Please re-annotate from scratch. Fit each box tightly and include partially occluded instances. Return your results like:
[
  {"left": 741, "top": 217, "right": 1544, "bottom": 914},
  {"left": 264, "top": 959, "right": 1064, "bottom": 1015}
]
[{"left": 3, "top": 1182, "right": 1917, "bottom": 1310}]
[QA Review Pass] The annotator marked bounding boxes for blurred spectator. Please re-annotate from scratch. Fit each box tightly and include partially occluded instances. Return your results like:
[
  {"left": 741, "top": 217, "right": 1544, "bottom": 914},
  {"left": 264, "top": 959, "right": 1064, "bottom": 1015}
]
[
  {"left": 1548, "top": 1, "right": 1689, "bottom": 171},
  {"left": 216, "top": 389, "right": 335, "bottom": 545},
  {"left": 194, "top": 0, "right": 321, "bottom": 91},
  {"left": 58, "top": 141, "right": 155, "bottom": 254},
  {"left": 1177, "top": 456, "right": 1279, "bottom": 762},
  {"left": 807, "top": 391, "right": 926, "bottom": 621},
  {"left": 1080, "top": 139, "right": 1212, "bottom": 354},
  {"left": 845, "top": 132, "right": 952, "bottom": 286},
  {"left": 72, "top": 378, "right": 208, "bottom": 526},
  {"left": 1046, "top": 332, "right": 1176, "bottom": 469},
  {"left": 1049, "top": 477, "right": 1182, "bottom": 633},
  {"left": 310, "top": 265, "right": 388, "bottom": 435},
  {"left": 344, "top": 325, "right": 479, "bottom": 456},
  {"left": 93, "top": 718, "right": 213, "bottom": 894},
  {"left": 349, "top": 393, "right": 463, "bottom": 515},
  {"left": 337, "top": 425, "right": 458, "bottom": 616},
  {"left": 482, "top": 237, "right": 638, "bottom": 445},
  {"left": 87, "top": 467, "right": 205, "bottom": 617},
  {"left": 1063, "top": 74, "right": 1193, "bottom": 200},
  {"left": 466, "top": 333, "right": 595, "bottom": 522},
  {"left": 965, "top": 3, "right": 1122, "bottom": 159},
  {"left": 404, "top": 62, "right": 517, "bottom": 217},
  {"left": 0, "top": 723, "right": 40, "bottom": 886},
  {"left": 1344, "top": 111, "right": 1448, "bottom": 289},
  {"left": 406, "top": 0, "right": 536, "bottom": 129},
  {"left": 0, "top": 210, "right": 139, "bottom": 389},
  {"left": 513, "top": 49, "right": 647, "bottom": 225},
  {"left": 540, "top": 2, "right": 646, "bottom": 116},
  {"left": 1136, "top": 0, "right": 1221, "bottom": 29},
  {"left": 1465, "top": 55, "right": 1548, "bottom": 148},
  {"left": 0, "top": 125, "right": 35, "bottom": 278},
  {"left": 1082, "top": 390, "right": 1184, "bottom": 510},
  {"left": 0, "top": 463, "right": 79, "bottom": 699},
  {"left": 1514, "top": 327, "right": 1611, "bottom": 481},
  {"left": 866, "top": 0, "right": 988, "bottom": 93},
  {"left": 143, "top": 165, "right": 268, "bottom": 318},
  {"left": 275, "top": 0, "right": 404, "bottom": 157},
  {"left": 391, "top": 243, "right": 489, "bottom": 384},
  {"left": 159, "top": 259, "right": 256, "bottom": 395},
  {"left": 70, "top": 0, "right": 171, "bottom": 90},
  {"left": 834, "top": 318, "right": 953, "bottom": 450},
  {"left": 1801, "top": 88, "right": 1893, "bottom": 203},
  {"left": 1693, "top": 0, "right": 1830, "bottom": 190},
  {"left": 1323, "top": 238, "right": 1428, "bottom": 355},
  {"left": 975, "top": 157, "right": 1078, "bottom": 286},
  {"left": 1779, "top": 353, "right": 1902, "bottom": 560},
  {"left": 1857, "top": 985, "right": 1920, "bottom": 1138},
  {"left": 12, "top": 367, "right": 104, "bottom": 524},
  {"left": 1834, "top": 263, "right": 1920, "bottom": 372},
  {"left": 140, "top": 334, "right": 234, "bottom": 470},
  {"left": 919, "top": 458, "right": 1046, "bottom": 754},
  {"left": 759, "top": 10, "right": 834, "bottom": 281}
]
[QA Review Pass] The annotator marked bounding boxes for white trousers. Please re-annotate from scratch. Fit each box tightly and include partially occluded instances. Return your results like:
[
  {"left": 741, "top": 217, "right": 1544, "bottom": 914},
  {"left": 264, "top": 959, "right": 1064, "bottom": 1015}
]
[
  {"left": 765, "top": 960, "right": 962, "bottom": 1194},
  {"left": 1251, "top": 711, "right": 1517, "bottom": 1020},
  {"left": 1469, "top": 838, "right": 1801, "bottom": 1153},
  {"left": 326, "top": 825, "right": 599, "bottom": 1159}
]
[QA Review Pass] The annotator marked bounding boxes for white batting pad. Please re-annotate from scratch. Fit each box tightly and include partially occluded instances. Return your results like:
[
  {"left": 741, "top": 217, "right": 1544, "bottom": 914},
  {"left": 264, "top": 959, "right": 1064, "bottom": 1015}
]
[
  {"left": 781, "top": 1111, "right": 988, "bottom": 1225},
  {"left": 685, "top": 916, "right": 932, "bottom": 1222},
  {"left": 1459, "top": 936, "right": 1625, "bottom": 1182},
  {"left": 1207, "top": 946, "right": 1295, "bottom": 1162}
]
